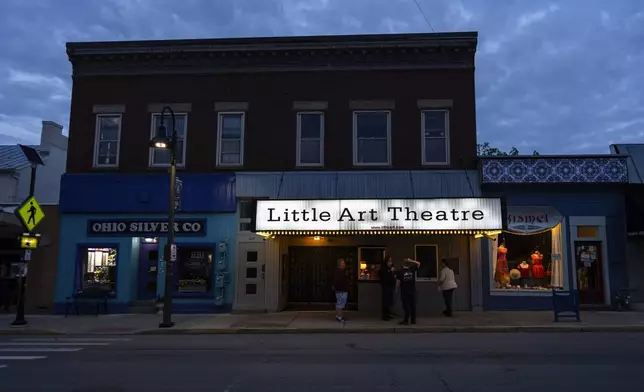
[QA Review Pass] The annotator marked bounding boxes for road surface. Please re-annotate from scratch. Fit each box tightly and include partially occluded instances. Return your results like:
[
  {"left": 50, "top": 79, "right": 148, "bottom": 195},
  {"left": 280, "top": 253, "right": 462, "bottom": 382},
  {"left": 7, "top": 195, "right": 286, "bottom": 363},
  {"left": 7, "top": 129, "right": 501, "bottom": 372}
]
[{"left": 0, "top": 333, "right": 643, "bottom": 391}]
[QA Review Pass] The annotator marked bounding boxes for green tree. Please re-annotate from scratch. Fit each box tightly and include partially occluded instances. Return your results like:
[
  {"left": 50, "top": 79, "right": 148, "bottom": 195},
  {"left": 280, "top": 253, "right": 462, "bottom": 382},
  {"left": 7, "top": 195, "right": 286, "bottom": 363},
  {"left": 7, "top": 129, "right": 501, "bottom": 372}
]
[{"left": 477, "top": 142, "right": 539, "bottom": 156}]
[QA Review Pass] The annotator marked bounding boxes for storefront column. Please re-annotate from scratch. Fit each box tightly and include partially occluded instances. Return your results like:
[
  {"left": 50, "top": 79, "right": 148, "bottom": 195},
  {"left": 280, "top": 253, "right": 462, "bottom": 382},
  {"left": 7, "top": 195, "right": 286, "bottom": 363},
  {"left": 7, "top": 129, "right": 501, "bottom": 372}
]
[{"left": 469, "top": 236, "right": 483, "bottom": 312}]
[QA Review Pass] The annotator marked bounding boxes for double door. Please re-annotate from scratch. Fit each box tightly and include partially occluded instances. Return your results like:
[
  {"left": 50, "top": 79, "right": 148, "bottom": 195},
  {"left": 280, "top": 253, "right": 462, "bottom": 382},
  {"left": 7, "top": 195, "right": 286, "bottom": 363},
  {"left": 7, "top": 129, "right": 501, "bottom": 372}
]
[{"left": 288, "top": 246, "right": 357, "bottom": 304}]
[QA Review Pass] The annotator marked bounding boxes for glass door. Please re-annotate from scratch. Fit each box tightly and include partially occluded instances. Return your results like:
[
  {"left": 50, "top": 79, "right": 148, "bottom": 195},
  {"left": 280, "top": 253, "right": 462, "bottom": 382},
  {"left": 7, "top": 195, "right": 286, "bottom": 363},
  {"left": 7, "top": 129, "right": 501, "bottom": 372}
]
[{"left": 575, "top": 241, "right": 604, "bottom": 304}]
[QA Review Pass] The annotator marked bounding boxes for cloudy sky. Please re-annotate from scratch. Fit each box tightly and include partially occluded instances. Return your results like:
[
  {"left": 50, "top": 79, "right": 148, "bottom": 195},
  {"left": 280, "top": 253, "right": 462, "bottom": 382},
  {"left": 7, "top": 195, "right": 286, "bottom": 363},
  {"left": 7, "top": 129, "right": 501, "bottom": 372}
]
[{"left": 1, "top": 0, "right": 643, "bottom": 153}]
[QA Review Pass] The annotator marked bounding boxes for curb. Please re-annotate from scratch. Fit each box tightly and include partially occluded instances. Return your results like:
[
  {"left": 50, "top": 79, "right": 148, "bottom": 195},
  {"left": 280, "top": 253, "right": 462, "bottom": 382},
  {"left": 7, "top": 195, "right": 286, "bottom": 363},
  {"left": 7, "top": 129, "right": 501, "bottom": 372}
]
[
  {"left": 0, "top": 329, "right": 62, "bottom": 335},
  {"left": 132, "top": 325, "right": 644, "bottom": 335}
]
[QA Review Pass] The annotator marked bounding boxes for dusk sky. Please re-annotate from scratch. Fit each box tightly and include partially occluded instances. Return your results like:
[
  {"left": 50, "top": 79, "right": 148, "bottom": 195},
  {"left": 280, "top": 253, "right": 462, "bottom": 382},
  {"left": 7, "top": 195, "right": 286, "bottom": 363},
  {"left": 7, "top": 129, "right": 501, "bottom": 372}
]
[{"left": 1, "top": 0, "right": 643, "bottom": 153}]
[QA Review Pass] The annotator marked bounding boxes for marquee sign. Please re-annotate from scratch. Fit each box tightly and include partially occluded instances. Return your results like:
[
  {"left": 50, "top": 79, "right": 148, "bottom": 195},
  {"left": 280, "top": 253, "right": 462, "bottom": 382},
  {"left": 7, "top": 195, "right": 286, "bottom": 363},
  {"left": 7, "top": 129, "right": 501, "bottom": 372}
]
[
  {"left": 87, "top": 219, "right": 207, "bottom": 236},
  {"left": 255, "top": 198, "right": 503, "bottom": 232},
  {"left": 506, "top": 206, "right": 562, "bottom": 234}
]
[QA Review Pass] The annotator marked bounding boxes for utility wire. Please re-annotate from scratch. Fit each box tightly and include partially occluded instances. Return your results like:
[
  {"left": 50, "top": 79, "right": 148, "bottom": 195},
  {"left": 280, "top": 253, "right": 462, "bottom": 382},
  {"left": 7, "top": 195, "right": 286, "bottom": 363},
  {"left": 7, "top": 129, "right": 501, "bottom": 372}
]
[{"left": 413, "top": 0, "right": 435, "bottom": 32}]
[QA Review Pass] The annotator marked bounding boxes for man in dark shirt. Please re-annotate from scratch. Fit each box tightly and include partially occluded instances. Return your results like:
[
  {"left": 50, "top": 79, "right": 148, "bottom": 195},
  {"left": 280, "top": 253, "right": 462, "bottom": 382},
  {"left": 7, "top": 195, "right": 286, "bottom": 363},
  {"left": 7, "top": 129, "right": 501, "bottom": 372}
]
[
  {"left": 396, "top": 258, "right": 421, "bottom": 325},
  {"left": 332, "top": 258, "right": 349, "bottom": 323}
]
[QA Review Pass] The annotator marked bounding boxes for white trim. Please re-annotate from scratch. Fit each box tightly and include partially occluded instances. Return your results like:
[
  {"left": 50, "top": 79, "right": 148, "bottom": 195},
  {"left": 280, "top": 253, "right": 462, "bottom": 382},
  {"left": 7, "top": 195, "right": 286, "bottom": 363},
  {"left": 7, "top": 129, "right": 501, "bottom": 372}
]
[
  {"left": 93, "top": 114, "right": 122, "bottom": 168},
  {"left": 414, "top": 244, "right": 439, "bottom": 281},
  {"left": 296, "top": 112, "right": 324, "bottom": 167},
  {"left": 217, "top": 112, "right": 245, "bottom": 167},
  {"left": 420, "top": 109, "right": 450, "bottom": 165},
  {"left": 352, "top": 110, "right": 391, "bottom": 166},
  {"left": 148, "top": 112, "right": 188, "bottom": 167}
]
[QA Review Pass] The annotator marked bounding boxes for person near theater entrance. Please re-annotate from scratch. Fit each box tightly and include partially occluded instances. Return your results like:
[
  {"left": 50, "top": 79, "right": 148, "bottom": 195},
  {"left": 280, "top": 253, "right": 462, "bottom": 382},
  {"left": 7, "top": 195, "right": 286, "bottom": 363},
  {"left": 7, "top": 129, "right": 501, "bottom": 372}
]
[
  {"left": 332, "top": 258, "right": 349, "bottom": 323},
  {"left": 396, "top": 258, "right": 420, "bottom": 325},
  {"left": 438, "top": 258, "right": 458, "bottom": 317},
  {"left": 379, "top": 255, "right": 396, "bottom": 321}
]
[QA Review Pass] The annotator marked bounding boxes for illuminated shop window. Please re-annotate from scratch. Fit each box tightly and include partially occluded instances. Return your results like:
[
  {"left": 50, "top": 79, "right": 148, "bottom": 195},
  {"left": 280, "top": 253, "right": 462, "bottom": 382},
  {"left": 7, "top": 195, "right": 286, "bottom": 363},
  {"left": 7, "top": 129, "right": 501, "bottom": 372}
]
[
  {"left": 358, "top": 247, "right": 386, "bottom": 281},
  {"left": 81, "top": 247, "right": 117, "bottom": 292},
  {"left": 491, "top": 223, "right": 565, "bottom": 291}
]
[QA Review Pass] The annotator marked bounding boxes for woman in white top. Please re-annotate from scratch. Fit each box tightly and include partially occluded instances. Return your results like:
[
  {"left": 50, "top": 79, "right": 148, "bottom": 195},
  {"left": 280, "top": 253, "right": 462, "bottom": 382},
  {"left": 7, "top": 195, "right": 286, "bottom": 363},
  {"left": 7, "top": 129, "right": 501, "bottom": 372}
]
[{"left": 437, "top": 259, "right": 458, "bottom": 317}]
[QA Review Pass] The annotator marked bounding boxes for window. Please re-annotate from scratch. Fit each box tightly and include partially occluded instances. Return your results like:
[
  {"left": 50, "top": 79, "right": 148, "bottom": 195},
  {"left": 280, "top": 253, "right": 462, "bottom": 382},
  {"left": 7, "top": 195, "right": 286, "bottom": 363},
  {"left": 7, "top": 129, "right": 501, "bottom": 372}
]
[
  {"left": 239, "top": 199, "right": 255, "bottom": 232},
  {"left": 93, "top": 115, "right": 122, "bottom": 167},
  {"left": 297, "top": 112, "right": 324, "bottom": 166},
  {"left": 177, "top": 246, "right": 213, "bottom": 294},
  {"left": 492, "top": 223, "right": 565, "bottom": 291},
  {"left": 149, "top": 113, "right": 187, "bottom": 166},
  {"left": 80, "top": 247, "right": 117, "bottom": 293},
  {"left": 358, "top": 247, "right": 386, "bottom": 281},
  {"left": 353, "top": 111, "right": 391, "bottom": 165},
  {"left": 217, "top": 112, "right": 245, "bottom": 166},
  {"left": 421, "top": 110, "right": 449, "bottom": 165},
  {"left": 414, "top": 245, "right": 439, "bottom": 280}
]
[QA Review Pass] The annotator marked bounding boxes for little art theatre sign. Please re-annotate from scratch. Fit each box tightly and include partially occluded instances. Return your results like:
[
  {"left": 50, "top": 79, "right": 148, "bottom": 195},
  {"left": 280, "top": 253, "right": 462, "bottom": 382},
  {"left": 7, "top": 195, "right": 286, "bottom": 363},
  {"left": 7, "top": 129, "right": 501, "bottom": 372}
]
[
  {"left": 87, "top": 219, "right": 207, "bottom": 236},
  {"left": 255, "top": 198, "right": 503, "bottom": 232}
]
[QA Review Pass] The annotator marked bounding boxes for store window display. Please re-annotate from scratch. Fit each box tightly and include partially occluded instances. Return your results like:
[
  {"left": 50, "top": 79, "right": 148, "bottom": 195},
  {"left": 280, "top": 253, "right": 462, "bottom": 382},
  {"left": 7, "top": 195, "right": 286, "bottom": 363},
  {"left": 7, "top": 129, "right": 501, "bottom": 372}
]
[{"left": 491, "top": 223, "right": 565, "bottom": 291}]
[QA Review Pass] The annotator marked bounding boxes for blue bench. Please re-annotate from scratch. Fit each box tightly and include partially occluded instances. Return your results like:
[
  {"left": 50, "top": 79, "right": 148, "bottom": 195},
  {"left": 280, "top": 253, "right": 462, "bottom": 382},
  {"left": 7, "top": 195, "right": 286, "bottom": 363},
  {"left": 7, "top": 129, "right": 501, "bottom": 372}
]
[{"left": 552, "top": 289, "right": 580, "bottom": 322}]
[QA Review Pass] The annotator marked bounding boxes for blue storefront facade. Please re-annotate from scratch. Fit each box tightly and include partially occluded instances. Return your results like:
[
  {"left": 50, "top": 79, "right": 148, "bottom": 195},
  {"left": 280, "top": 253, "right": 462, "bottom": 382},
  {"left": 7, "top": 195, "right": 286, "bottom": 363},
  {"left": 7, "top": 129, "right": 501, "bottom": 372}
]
[
  {"left": 54, "top": 173, "right": 237, "bottom": 314},
  {"left": 480, "top": 156, "right": 630, "bottom": 310}
]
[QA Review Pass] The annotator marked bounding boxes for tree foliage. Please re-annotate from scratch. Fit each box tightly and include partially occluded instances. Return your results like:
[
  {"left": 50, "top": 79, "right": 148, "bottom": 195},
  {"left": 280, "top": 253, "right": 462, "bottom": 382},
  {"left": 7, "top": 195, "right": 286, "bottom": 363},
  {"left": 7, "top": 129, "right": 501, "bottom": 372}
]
[{"left": 477, "top": 142, "right": 539, "bottom": 157}]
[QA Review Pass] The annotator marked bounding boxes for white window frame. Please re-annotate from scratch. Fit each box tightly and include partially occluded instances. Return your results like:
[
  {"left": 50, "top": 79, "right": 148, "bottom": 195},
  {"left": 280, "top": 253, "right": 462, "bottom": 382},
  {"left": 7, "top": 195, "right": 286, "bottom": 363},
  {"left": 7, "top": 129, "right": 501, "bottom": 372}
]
[
  {"left": 148, "top": 112, "right": 188, "bottom": 167},
  {"left": 414, "top": 244, "right": 439, "bottom": 281},
  {"left": 421, "top": 109, "right": 450, "bottom": 165},
  {"left": 93, "top": 114, "right": 122, "bottom": 168},
  {"left": 217, "top": 112, "right": 245, "bottom": 167},
  {"left": 353, "top": 110, "right": 392, "bottom": 166},
  {"left": 296, "top": 111, "right": 324, "bottom": 167}
]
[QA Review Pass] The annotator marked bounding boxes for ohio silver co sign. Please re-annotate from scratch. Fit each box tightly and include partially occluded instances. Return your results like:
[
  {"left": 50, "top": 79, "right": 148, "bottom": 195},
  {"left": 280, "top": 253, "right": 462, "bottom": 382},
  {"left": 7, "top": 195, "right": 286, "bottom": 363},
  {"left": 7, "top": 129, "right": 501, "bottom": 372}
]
[
  {"left": 87, "top": 219, "right": 207, "bottom": 236},
  {"left": 506, "top": 206, "right": 563, "bottom": 234}
]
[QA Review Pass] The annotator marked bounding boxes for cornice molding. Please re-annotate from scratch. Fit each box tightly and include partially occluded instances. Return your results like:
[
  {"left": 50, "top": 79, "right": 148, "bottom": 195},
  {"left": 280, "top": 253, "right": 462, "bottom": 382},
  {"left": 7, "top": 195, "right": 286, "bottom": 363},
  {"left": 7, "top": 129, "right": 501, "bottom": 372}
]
[{"left": 67, "top": 32, "right": 478, "bottom": 76}]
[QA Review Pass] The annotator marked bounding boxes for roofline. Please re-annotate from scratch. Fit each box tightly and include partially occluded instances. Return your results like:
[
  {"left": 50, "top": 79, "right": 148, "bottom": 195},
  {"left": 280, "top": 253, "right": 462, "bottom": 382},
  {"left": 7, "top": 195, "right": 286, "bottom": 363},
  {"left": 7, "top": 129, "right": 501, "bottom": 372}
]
[{"left": 66, "top": 31, "right": 478, "bottom": 57}]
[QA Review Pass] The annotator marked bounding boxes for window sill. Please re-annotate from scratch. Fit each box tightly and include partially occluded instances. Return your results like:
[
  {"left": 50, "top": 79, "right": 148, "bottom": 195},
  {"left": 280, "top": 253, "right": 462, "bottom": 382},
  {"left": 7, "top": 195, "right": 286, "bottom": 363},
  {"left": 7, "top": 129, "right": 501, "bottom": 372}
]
[
  {"left": 490, "top": 289, "right": 561, "bottom": 297},
  {"left": 173, "top": 291, "right": 214, "bottom": 299},
  {"left": 422, "top": 162, "right": 450, "bottom": 166},
  {"left": 216, "top": 164, "right": 244, "bottom": 169},
  {"left": 147, "top": 165, "right": 186, "bottom": 169},
  {"left": 92, "top": 165, "right": 120, "bottom": 170},
  {"left": 296, "top": 164, "right": 325, "bottom": 168}
]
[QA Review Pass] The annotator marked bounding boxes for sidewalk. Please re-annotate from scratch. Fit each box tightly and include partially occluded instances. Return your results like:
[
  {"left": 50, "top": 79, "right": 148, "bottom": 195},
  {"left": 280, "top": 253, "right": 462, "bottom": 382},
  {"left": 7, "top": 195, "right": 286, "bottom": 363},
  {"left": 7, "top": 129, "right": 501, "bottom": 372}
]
[{"left": 2, "top": 311, "right": 644, "bottom": 335}]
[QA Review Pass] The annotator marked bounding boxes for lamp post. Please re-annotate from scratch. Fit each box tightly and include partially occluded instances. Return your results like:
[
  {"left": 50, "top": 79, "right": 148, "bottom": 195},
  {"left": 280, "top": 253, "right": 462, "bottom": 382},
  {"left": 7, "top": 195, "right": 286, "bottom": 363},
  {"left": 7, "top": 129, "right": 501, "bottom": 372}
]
[{"left": 150, "top": 106, "right": 177, "bottom": 328}]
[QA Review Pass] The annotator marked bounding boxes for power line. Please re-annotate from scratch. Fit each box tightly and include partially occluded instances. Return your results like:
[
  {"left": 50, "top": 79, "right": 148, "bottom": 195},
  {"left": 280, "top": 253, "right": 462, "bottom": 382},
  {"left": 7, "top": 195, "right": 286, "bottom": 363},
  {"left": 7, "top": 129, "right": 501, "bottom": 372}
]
[{"left": 413, "top": 0, "right": 435, "bottom": 32}]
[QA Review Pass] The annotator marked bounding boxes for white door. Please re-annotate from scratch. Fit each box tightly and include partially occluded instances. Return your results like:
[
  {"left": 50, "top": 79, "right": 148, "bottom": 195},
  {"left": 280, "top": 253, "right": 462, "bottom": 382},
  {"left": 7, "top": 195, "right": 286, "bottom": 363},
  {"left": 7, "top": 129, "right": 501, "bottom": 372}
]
[{"left": 237, "top": 242, "right": 266, "bottom": 310}]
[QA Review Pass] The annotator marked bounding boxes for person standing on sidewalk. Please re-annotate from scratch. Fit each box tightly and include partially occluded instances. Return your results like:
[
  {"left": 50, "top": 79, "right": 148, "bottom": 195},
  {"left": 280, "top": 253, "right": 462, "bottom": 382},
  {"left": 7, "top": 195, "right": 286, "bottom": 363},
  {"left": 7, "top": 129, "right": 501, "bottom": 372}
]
[
  {"left": 332, "top": 258, "right": 349, "bottom": 323},
  {"left": 396, "top": 258, "right": 420, "bottom": 325},
  {"left": 379, "top": 255, "right": 396, "bottom": 321},
  {"left": 437, "top": 258, "right": 458, "bottom": 317}
]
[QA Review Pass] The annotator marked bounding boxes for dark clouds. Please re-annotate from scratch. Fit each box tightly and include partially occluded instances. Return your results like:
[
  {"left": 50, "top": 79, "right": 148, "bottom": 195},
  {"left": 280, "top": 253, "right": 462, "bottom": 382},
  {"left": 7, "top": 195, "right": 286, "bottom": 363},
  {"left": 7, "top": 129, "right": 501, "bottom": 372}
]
[{"left": 1, "top": 0, "right": 643, "bottom": 153}]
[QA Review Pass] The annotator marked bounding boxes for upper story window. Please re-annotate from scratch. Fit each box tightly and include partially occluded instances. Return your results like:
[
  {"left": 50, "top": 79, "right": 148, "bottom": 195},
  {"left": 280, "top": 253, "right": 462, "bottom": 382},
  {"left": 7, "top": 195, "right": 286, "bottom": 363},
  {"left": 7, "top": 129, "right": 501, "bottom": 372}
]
[
  {"left": 296, "top": 112, "right": 324, "bottom": 166},
  {"left": 421, "top": 110, "right": 450, "bottom": 165},
  {"left": 149, "top": 113, "right": 187, "bottom": 167},
  {"left": 93, "top": 114, "right": 122, "bottom": 167},
  {"left": 353, "top": 111, "right": 391, "bottom": 166},
  {"left": 217, "top": 112, "right": 245, "bottom": 166}
]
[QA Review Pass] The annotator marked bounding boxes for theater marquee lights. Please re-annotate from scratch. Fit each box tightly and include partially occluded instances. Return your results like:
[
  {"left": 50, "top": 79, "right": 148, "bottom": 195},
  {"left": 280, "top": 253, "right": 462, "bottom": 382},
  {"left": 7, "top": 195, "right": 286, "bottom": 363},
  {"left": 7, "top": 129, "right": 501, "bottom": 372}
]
[{"left": 255, "top": 198, "right": 503, "bottom": 233}]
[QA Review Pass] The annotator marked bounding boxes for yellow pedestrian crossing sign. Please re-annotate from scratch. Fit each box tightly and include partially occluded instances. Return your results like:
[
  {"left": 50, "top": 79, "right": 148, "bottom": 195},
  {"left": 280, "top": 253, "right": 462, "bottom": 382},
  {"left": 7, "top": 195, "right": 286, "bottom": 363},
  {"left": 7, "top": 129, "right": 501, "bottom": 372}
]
[{"left": 16, "top": 196, "right": 45, "bottom": 232}]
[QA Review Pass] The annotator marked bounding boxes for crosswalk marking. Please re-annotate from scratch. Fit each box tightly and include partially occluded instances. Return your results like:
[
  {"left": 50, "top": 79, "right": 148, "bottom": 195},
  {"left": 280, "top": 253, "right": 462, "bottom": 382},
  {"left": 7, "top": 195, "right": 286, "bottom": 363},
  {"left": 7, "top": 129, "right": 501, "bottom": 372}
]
[
  {"left": 0, "top": 342, "right": 109, "bottom": 346},
  {"left": 0, "top": 337, "right": 127, "bottom": 370},
  {"left": 0, "top": 348, "right": 84, "bottom": 352},
  {"left": 0, "top": 356, "right": 46, "bottom": 360}
]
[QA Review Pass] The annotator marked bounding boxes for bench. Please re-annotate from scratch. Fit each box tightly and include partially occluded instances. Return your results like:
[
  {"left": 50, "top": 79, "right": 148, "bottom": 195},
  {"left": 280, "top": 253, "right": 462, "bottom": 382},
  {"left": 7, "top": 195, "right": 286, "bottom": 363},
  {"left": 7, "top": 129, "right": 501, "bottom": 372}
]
[
  {"left": 65, "top": 286, "right": 112, "bottom": 317},
  {"left": 552, "top": 289, "right": 580, "bottom": 322}
]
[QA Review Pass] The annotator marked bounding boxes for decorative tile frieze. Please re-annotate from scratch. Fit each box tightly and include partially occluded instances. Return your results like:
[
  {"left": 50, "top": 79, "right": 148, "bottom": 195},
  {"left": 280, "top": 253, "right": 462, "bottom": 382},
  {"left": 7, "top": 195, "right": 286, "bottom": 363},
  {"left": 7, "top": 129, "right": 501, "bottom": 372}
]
[{"left": 481, "top": 157, "right": 628, "bottom": 184}]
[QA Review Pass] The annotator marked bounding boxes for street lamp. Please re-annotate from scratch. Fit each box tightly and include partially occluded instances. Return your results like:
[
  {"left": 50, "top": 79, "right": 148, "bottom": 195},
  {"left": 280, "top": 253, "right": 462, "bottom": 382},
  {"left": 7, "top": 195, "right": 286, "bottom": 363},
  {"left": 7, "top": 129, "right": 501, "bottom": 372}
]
[{"left": 150, "top": 106, "right": 177, "bottom": 328}]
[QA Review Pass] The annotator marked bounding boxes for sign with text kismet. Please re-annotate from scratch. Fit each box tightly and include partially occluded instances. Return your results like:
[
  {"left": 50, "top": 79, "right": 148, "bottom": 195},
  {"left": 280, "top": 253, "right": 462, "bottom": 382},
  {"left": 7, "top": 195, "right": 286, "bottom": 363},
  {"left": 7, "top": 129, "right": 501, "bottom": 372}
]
[
  {"left": 87, "top": 219, "right": 207, "bottom": 236},
  {"left": 506, "top": 206, "right": 563, "bottom": 234},
  {"left": 255, "top": 199, "right": 503, "bottom": 232}
]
